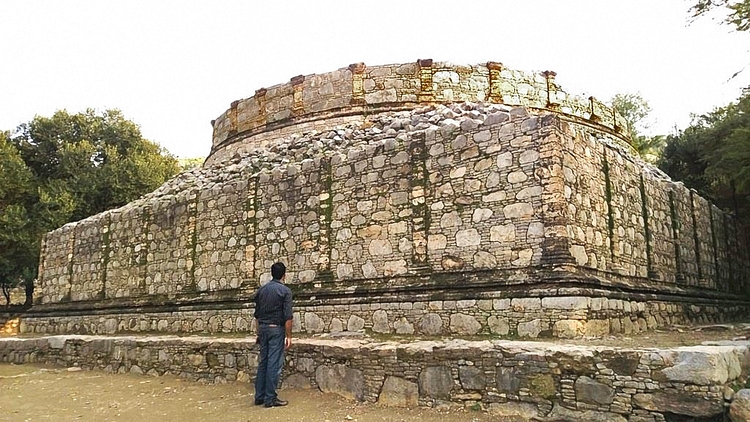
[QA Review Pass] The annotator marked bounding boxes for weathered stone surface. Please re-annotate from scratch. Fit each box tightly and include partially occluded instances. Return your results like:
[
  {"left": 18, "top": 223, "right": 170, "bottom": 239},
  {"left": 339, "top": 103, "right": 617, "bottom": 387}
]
[
  {"left": 441, "top": 256, "right": 464, "bottom": 270},
  {"left": 449, "top": 314, "right": 481, "bottom": 335},
  {"left": 503, "top": 203, "right": 534, "bottom": 219},
  {"left": 378, "top": 376, "right": 418, "bottom": 407},
  {"left": 347, "top": 315, "right": 365, "bottom": 332},
  {"left": 545, "top": 403, "right": 626, "bottom": 422},
  {"left": 473, "top": 251, "right": 497, "bottom": 268},
  {"left": 487, "top": 402, "right": 538, "bottom": 420},
  {"left": 418, "top": 366, "right": 453, "bottom": 399},
  {"left": 490, "top": 224, "right": 515, "bottom": 242},
  {"left": 487, "top": 316, "right": 510, "bottom": 335},
  {"left": 283, "top": 372, "right": 312, "bottom": 389},
  {"left": 459, "top": 366, "right": 484, "bottom": 390},
  {"left": 304, "top": 312, "right": 325, "bottom": 334},
  {"left": 574, "top": 376, "right": 614, "bottom": 405},
  {"left": 553, "top": 320, "right": 584, "bottom": 339},
  {"left": 517, "top": 319, "right": 544, "bottom": 338},
  {"left": 393, "top": 317, "right": 414, "bottom": 334},
  {"left": 659, "top": 347, "right": 742, "bottom": 385},
  {"left": 634, "top": 391, "right": 724, "bottom": 418},
  {"left": 372, "top": 310, "right": 390, "bottom": 334},
  {"left": 455, "top": 229, "right": 481, "bottom": 247},
  {"left": 542, "top": 296, "right": 589, "bottom": 310},
  {"left": 569, "top": 245, "right": 588, "bottom": 265},
  {"left": 496, "top": 367, "right": 520, "bottom": 394},
  {"left": 730, "top": 389, "right": 750, "bottom": 422},
  {"left": 330, "top": 318, "right": 343, "bottom": 332},
  {"left": 418, "top": 313, "right": 443, "bottom": 335},
  {"left": 584, "top": 319, "right": 610, "bottom": 337},
  {"left": 315, "top": 364, "right": 365, "bottom": 401},
  {"left": 604, "top": 352, "right": 640, "bottom": 376}
]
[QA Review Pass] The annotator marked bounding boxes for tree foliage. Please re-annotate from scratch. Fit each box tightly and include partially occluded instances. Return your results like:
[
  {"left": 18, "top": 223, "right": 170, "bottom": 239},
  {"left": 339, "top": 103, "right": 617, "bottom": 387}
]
[
  {"left": 691, "top": 0, "right": 750, "bottom": 31},
  {"left": 611, "top": 93, "right": 666, "bottom": 162},
  {"left": 0, "top": 109, "right": 180, "bottom": 305},
  {"left": 659, "top": 89, "right": 750, "bottom": 223},
  {"left": 178, "top": 157, "right": 204, "bottom": 171}
]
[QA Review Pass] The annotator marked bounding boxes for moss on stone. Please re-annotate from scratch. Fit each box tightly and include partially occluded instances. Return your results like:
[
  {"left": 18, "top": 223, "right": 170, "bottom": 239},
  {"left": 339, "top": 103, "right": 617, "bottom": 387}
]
[{"left": 528, "top": 373, "right": 556, "bottom": 399}]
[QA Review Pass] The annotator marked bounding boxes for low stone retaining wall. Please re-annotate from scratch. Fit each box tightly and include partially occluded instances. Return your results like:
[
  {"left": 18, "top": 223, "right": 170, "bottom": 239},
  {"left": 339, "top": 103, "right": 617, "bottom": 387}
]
[
  {"left": 1, "top": 335, "right": 748, "bottom": 421},
  {"left": 19, "top": 295, "right": 748, "bottom": 341}
]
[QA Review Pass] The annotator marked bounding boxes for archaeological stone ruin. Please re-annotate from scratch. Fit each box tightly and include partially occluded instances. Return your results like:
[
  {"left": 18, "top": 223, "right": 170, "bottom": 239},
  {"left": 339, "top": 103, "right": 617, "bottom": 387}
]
[
  {"left": 4, "top": 60, "right": 750, "bottom": 421},
  {"left": 24, "top": 60, "right": 750, "bottom": 338}
]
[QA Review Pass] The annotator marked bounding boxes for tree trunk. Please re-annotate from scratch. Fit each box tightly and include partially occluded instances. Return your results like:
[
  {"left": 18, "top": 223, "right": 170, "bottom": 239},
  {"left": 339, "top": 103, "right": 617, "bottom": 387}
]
[{"left": 2, "top": 283, "right": 9, "bottom": 309}]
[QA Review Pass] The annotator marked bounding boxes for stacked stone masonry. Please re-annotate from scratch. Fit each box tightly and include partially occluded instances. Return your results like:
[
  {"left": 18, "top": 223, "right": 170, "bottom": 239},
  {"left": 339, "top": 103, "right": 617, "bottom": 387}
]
[
  {"left": 26, "top": 61, "right": 750, "bottom": 339},
  {"left": 2, "top": 335, "right": 749, "bottom": 421},
  {"left": 207, "top": 61, "right": 626, "bottom": 165}
]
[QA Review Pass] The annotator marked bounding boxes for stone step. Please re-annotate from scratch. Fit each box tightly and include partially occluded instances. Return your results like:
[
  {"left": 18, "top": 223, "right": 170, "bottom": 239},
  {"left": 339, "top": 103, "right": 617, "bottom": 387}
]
[{"left": 1, "top": 334, "right": 748, "bottom": 421}]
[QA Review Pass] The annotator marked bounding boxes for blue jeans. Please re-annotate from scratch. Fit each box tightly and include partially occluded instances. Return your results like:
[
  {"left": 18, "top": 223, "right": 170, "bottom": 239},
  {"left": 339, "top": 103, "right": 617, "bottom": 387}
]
[{"left": 254, "top": 324, "right": 285, "bottom": 404}]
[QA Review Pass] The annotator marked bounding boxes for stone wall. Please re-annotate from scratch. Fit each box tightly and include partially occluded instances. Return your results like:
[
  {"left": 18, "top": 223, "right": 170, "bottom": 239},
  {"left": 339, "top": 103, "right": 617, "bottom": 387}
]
[
  {"left": 2, "top": 335, "right": 749, "bottom": 421},
  {"left": 18, "top": 296, "right": 749, "bottom": 340},
  {"left": 206, "top": 61, "right": 626, "bottom": 166},
  {"left": 27, "top": 62, "right": 750, "bottom": 339}
]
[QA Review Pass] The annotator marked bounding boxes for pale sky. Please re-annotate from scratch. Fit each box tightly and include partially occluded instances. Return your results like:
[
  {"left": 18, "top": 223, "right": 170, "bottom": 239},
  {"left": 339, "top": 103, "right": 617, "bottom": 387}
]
[{"left": 1, "top": 0, "right": 748, "bottom": 159}]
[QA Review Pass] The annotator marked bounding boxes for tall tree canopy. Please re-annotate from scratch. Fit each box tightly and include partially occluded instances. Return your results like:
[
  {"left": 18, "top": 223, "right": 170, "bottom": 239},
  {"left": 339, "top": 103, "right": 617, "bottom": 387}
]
[
  {"left": 611, "top": 93, "right": 665, "bottom": 162},
  {"left": 0, "top": 109, "right": 180, "bottom": 305},
  {"left": 659, "top": 89, "right": 750, "bottom": 223}
]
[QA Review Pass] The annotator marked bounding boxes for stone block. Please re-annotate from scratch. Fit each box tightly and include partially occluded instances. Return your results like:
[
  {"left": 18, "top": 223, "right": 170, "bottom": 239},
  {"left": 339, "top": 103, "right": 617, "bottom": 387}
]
[
  {"left": 393, "top": 317, "right": 414, "bottom": 334},
  {"left": 488, "top": 316, "right": 510, "bottom": 335},
  {"left": 542, "top": 296, "right": 589, "bottom": 310},
  {"left": 633, "top": 391, "right": 724, "bottom": 419},
  {"left": 574, "top": 376, "right": 614, "bottom": 405},
  {"left": 449, "top": 314, "right": 481, "bottom": 335},
  {"left": 304, "top": 312, "right": 325, "bottom": 334},
  {"left": 730, "top": 389, "right": 750, "bottom": 422},
  {"left": 315, "top": 364, "right": 365, "bottom": 401},
  {"left": 418, "top": 313, "right": 443, "bottom": 335},
  {"left": 553, "top": 320, "right": 584, "bottom": 338},
  {"left": 659, "top": 347, "right": 742, "bottom": 385},
  {"left": 511, "top": 298, "right": 541, "bottom": 310},
  {"left": 378, "top": 376, "right": 418, "bottom": 407},
  {"left": 496, "top": 367, "right": 520, "bottom": 394},
  {"left": 347, "top": 315, "right": 365, "bottom": 332},
  {"left": 419, "top": 366, "right": 453, "bottom": 399},
  {"left": 283, "top": 373, "right": 312, "bottom": 389},
  {"left": 372, "top": 310, "right": 390, "bottom": 334},
  {"left": 584, "top": 319, "right": 610, "bottom": 337},
  {"left": 459, "top": 366, "right": 485, "bottom": 390},
  {"left": 517, "top": 319, "right": 545, "bottom": 338}
]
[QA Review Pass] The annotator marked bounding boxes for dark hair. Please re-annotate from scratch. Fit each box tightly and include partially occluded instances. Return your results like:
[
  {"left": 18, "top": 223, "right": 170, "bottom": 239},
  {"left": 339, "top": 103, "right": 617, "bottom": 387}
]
[{"left": 271, "top": 262, "right": 286, "bottom": 280}]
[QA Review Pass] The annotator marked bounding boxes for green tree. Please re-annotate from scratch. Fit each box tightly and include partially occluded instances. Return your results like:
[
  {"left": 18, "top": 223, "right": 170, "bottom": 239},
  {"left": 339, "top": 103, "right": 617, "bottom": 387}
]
[
  {"left": 12, "top": 109, "right": 180, "bottom": 222},
  {"left": 611, "top": 93, "right": 666, "bottom": 162},
  {"left": 1, "top": 110, "right": 180, "bottom": 305},
  {"left": 659, "top": 88, "right": 750, "bottom": 223},
  {"left": 691, "top": 0, "right": 750, "bottom": 31},
  {"left": 0, "top": 131, "right": 36, "bottom": 306}
]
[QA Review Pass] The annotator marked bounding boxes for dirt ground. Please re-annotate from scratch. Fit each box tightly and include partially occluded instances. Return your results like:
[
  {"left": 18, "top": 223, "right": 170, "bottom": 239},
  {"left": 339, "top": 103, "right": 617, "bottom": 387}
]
[{"left": 0, "top": 364, "right": 494, "bottom": 422}]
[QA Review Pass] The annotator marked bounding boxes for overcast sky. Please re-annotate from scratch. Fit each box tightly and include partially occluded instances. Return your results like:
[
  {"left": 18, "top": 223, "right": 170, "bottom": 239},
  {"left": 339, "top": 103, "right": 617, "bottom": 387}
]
[{"left": 1, "top": 0, "right": 748, "bottom": 158}]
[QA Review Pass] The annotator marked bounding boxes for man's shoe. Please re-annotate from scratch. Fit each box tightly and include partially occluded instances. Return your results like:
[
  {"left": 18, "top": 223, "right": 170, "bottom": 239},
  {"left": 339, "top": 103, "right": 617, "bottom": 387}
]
[
  {"left": 264, "top": 399, "right": 288, "bottom": 407},
  {"left": 254, "top": 399, "right": 264, "bottom": 406}
]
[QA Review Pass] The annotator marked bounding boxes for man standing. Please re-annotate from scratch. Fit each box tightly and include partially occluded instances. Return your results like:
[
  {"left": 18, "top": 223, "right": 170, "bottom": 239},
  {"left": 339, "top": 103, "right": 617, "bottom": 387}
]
[{"left": 253, "top": 262, "right": 293, "bottom": 407}]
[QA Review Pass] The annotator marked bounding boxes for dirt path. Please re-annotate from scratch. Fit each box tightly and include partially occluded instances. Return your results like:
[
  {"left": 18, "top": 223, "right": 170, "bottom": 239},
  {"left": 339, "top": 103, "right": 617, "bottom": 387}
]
[{"left": 0, "top": 364, "right": 494, "bottom": 422}]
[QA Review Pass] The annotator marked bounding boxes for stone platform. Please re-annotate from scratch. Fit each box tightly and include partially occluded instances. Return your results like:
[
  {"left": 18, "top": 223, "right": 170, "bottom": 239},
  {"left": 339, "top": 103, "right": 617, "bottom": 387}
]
[
  {"left": 1, "top": 333, "right": 749, "bottom": 421},
  {"left": 30, "top": 61, "right": 750, "bottom": 340}
]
